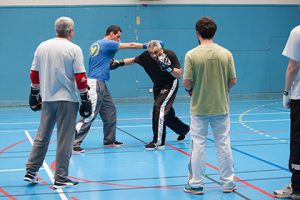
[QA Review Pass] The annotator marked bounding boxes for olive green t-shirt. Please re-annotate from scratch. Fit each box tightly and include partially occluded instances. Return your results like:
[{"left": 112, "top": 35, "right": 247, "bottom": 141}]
[{"left": 183, "top": 43, "right": 236, "bottom": 115}]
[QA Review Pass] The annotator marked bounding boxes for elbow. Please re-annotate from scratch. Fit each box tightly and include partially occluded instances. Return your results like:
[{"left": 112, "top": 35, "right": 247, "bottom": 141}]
[
  {"left": 173, "top": 68, "right": 182, "bottom": 79},
  {"left": 232, "top": 78, "right": 237, "bottom": 85},
  {"left": 229, "top": 78, "right": 237, "bottom": 88},
  {"left": 174, "top": 72, "right": 182, "bottom": 79}
]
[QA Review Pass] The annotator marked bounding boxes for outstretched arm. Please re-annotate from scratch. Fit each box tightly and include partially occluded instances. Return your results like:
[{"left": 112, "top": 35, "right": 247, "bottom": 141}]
[
  {"left": 110, "top": 57, "right": 136, "bottom": 70},
  {"left": 119, "top": 43, "right": 146, "bottom": 49}
]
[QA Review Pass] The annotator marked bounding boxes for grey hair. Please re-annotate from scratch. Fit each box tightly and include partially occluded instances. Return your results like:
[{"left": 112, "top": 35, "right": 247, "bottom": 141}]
[
  {"left": 147, "top": 40, "right": 162, "bottom": 51},
  {"left": 55, "top": 17, "right": 74, "bottom": 37}
]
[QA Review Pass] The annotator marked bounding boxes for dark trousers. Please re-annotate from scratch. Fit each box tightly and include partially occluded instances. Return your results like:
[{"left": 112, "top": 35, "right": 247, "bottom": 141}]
[
  {"left": 290, "top": 99, "right": 300, "bottom": 193},
  {"left": 26, "top": 101, "right": 78, "bottom": 181},
  {"left": 74, "top": 79, "right": 117, "bottom": 147},
  {"left": 152, "top": 79, "right": 189, "bottom": 145}
]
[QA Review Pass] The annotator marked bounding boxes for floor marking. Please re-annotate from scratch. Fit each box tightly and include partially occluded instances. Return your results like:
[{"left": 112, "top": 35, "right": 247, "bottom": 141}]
[
  {"left": 238, "top": 102, "right": 288, "bottom": 142},
  {"left": 167, "top": 144, "right": 276, "bottom": 198},
  {"left": 24, "top": 130, "right": 68, "bottom": 200},
  {"left": 0, "top": 187, "right": 16, "bottom": 200}
]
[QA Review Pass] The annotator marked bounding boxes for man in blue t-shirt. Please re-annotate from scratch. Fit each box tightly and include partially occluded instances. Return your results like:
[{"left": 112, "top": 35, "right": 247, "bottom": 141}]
[{"left": 73, "top": 25, "right": 146, "bottom": 153}]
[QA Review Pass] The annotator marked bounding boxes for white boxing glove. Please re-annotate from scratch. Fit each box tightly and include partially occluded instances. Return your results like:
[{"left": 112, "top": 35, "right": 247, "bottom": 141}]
[
  {"left": 158, "top": 54, "right": 173, "bottom": 72},
  {"left": 283, "top": 90, "right": 291, "bottom": 109}
]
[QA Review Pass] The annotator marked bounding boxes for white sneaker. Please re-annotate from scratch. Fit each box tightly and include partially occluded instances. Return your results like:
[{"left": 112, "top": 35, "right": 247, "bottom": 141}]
[{"left": 274, "top": 184, "right": 292, "bottom": 198}]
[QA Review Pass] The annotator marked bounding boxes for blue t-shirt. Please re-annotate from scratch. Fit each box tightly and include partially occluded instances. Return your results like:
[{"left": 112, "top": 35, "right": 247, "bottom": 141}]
[{"left": 88, "top": 39, "right": 120, "bottom": 81}]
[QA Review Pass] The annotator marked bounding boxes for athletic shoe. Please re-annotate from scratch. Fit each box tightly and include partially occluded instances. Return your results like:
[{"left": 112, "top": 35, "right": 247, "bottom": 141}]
[
  {"left": 157, "top": 144, "right": 165, "bottom": 150},
  {"left": 24, "top": 171, "right": 38, "bottom": 184},
  {"left": 274, "top": 184, "right": 292, "bottom": 198},
  {"left": 292, "top": 193, "right": 300, "bottom": 200},
  {"left": 113, "top": 141, "right": 124, "bottom": 146},
  {"left": 104, "top": 141, "right": 124, "bottom": 146},
  {"left": 184, "top": 185, "right": 204, "bottom": 195},
  {"left": 177, "top": 126, "right": 190, "bottom": 142},
  {"left": 177, "top": 134, "right": 186, "bottom": 142},
  {"left": 145, "top": 141, "right": 157, "bottom": 150},
  {"left": 73, "top": 146, "right": 85, "bottom": 153},
  {"left": 53, "top": 178, "right": 79, "bottom": 189},
  {"left": 223, "top": 185, "right": 237, "bottom": 193}
]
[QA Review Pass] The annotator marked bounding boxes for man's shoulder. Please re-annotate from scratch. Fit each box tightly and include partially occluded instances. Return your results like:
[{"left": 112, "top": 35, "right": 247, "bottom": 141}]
[
  {"left": 39, "top": 38, "right": 55, "bottom": 46},
  {"left": 290, "top": 25, "right": 300, "bottom": 37},
  {"left": 213, "top": 44, "right": 232, "bottom": 56},
  {"left": 185, "top": 46, "right": 200, "bottom": 57},
  {"left": 164, "top": 49, "right": 178, "bottom": 58},
  {"left": 135, "top": 51, "right": 150, "bottom": 63}
]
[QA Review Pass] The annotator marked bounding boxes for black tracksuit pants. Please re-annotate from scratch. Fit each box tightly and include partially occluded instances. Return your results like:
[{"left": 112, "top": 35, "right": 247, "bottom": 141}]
[
  {"left": 290, "top": 99, "right": 300, "bottom": 193},
  {"left": 152, "top": 79, "right": 190, "bottom": 145}
]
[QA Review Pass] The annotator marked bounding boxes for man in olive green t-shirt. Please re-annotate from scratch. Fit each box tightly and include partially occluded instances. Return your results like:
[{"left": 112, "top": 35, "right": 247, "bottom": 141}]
[{"left": 183, "top": 16, "right": 237, "bottom": 195}]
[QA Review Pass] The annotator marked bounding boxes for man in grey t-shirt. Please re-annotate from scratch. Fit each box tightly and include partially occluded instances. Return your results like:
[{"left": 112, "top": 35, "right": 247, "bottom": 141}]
[{"left": 24, "top": 16, "right": 92, "bottom": 189}]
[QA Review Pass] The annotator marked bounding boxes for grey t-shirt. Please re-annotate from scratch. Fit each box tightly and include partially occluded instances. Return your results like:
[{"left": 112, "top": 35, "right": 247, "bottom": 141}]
[{"left": 31, "top": 37, "right": 86, "bottom": 102}]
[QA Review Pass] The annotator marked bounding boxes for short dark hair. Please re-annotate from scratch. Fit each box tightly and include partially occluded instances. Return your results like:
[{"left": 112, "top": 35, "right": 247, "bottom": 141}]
[
  {"left": 195, "top": 17, "right": 217, "bottom": 39},
  {"left": 105, "top": 25, "right": 122, "bottom": 36}
]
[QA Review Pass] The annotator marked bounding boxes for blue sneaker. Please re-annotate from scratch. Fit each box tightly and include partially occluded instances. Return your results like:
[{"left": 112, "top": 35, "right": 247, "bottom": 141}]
[{"left": 184, "top": 185, "right": 204, "bottom": 195}]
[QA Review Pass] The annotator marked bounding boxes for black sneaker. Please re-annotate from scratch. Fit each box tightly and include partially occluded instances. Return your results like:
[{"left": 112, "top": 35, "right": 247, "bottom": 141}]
[
  {"left": 73, "top": 146, "right": 85, "bottom": 153},
  {"left": 104, "top": 141, "right": 124, "bottom": 146},
  {"left": 145, "top": 141, "right": 157, "bottom": 150},
  {"left": 53, "top": 178, "right": 79, "bottom": 189},
  {"left": 177, "top": 134, "right": 186, "bottom": 142},
  {"left": 113, "top": 141, "right": 124, "bottom": 146},
  {"left": 24, "top": 171, "right": 38, "bottom": 184}
]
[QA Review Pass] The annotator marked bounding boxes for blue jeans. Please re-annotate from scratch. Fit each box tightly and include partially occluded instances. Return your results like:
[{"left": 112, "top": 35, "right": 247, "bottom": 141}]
[{"left": 188, "top": 114, "right": 235, "bottom": 189}]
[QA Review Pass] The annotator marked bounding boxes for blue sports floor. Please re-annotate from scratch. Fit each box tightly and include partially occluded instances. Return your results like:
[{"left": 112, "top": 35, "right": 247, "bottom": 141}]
[{"left": 0, "top": 96, "right": 291, "bottom": 200}]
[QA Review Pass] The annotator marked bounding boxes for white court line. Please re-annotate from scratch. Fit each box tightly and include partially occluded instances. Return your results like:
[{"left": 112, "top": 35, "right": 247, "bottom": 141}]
[
  {"left": 238, "top": 102, "right": 288, "bottom": 141},
  {"left": 0, "top": 111, "right": 289, "bottom": 126},
  {"left": 232, "top": 118, "right": 289, "bottom": 123},
  {"left": 0, "top": 117, "right": 290, "bottom": 134},
  {"left": 24, "top": 130, "right": 68, "bottom": 200},
  {"left": 0, "top": 168, "right": 44, "bottom": 172}
]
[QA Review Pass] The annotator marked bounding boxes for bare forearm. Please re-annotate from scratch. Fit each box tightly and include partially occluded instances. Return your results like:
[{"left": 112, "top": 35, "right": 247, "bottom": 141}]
[
  {"left": 183, "top": 79, "right": 193, "bottom": 90},
  {"left": 119, "top": 43, "right": 144, "bottom": 49},
  {"left": 170, "top": 68, "right": 182, "bottom": 79},
  {"left": 285, "top": 59, "right": 298, "bottom": 91},
  {"left": 123, "top": 57, "right": 135, "bottom": 65}
]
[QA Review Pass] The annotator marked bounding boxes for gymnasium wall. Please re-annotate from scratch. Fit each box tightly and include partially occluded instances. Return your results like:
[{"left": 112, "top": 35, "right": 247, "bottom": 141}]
[{"left": 0, "top": 0, "right": 299, "bottom": 104}]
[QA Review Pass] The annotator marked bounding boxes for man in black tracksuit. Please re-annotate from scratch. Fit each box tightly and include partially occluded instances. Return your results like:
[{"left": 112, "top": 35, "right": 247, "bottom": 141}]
[{"left": 111, "top": 40, "right": 190, "bottom": 150}]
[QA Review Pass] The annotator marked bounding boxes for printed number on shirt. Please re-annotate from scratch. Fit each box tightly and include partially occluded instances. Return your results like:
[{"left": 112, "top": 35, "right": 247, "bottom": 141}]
[{"left": 90, "top": 43, "right": 100, "bottom": 57}]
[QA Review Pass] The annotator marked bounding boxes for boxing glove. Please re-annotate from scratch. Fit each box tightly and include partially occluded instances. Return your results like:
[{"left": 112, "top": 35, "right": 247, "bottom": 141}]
[
  {"left": 110, "top": 59, "right": 125, "bottom": 70},
  {"left": 29, "top": 86, "right": 42, "bottom": 111},
  {"left": 79, "top": 91, "right": 92, "bottom": 118},
  {"left": 158, "top": 54, "right": 173, "bottom": 73}
]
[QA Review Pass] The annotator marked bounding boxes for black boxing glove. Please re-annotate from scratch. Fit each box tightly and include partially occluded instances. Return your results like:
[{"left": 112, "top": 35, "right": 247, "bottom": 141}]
[
  {"left": 29, "top": 86, "right": 42, "bottom": 111},
  {"left": 79, "top": 91, "right": 92, "bottom": 118},
  {"left": 110, "top": 59, "right": 125, "bottom": 70}
]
